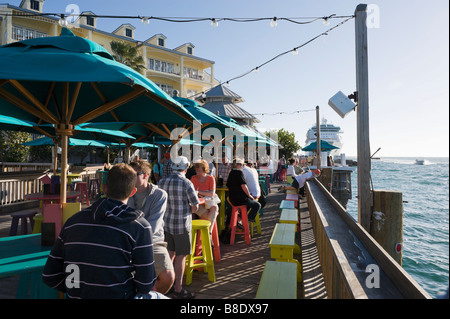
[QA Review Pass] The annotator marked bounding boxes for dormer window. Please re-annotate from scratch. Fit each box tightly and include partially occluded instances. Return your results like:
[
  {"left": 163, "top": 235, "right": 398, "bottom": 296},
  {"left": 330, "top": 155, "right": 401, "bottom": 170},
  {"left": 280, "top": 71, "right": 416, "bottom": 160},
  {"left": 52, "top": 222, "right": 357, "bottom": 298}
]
[
  {"left": 158, "top": 38, "right": 165, "bottom": 47},
  {"left": 30, "top": 0, "right": 39, "bottom": 11},
  {"left": 187, "top": 47, "right": 193, "bottom": 55},
  {"left": 125, "top": 28, "right": 133, "bottom": 38},
  {"left": 86, "top": 16, "right": 94, "bottom": 27}
]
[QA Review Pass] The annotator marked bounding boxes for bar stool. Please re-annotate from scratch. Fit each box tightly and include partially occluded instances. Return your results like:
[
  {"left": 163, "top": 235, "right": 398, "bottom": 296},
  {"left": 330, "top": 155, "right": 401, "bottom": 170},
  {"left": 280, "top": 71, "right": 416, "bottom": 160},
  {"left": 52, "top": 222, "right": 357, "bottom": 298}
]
[
  {"left": 185, "top": 220, "right": 216, "bottom": 286},
  {"left": 9, "top": 211, "right": 37, "bottom": 236},
  {"left": 249, "top": 213, "right": 262, "bottom": 238},
  {"left": 88, "top": 178, "right": 100, "bottom": 200},
  {"left": 75, "top": 182, "right": 90, "bottom": 206},
  {"left": 32, "top": 214, "right": 43, "bottom": 234},
  {"left": 265, "top": 175, "right": 271, "bottom": 193},
  {"left": 227, "top": 198, "right": 251, "bottom": 245}
]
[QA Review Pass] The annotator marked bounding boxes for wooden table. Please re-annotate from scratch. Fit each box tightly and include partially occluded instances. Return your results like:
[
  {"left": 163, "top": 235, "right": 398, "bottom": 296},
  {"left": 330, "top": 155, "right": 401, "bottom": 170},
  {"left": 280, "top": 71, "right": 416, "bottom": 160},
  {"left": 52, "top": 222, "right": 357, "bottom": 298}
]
[
  {"left": 215, "top": 187, "right": 228, "bottom": 233},
  {"left": 25, "top": 191, "right": 80, "bottom": 205}
]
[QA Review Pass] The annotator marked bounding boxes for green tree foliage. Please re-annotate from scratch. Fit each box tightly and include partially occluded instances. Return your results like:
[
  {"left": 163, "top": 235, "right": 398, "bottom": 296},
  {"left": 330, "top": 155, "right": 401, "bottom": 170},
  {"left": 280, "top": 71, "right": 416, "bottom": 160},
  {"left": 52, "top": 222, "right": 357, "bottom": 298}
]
[
  {"left": 110, "top": 41, "right": 145, "bottom": 73},
  {"left": 266, "top": 128, "right": 301, "bottom": 159},
  {"left": 0, "top": 131, "right": 32, "bottom": 162}
]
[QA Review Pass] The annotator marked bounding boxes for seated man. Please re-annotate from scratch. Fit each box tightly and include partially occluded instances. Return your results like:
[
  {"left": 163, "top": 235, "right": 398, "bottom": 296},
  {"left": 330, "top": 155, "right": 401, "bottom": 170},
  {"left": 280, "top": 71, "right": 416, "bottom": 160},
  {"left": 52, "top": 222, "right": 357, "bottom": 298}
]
[
  {"left": 42, "top": 163, "right": 166, "bottom": 299},
  {"left": 129, "top": 160, "right": 175, "bottom": 295},
  {"left": 226, "top": 158, "right": 261, "bottom": 222}
]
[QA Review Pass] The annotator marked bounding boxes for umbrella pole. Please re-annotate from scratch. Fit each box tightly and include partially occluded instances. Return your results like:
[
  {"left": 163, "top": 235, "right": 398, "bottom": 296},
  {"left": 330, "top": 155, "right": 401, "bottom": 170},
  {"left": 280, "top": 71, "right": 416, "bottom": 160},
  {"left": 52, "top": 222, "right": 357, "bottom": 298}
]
[{"left": 60, "top": 134, "right": 68, "bottom": 204}]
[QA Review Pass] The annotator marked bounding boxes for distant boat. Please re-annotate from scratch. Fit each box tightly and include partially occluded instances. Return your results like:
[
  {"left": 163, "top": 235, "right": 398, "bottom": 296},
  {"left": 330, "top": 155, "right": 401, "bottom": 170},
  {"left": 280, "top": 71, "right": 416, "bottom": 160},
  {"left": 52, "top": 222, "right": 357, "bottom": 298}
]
[{"left": 415, "top": 158, "right": 425, "bottom": 165}]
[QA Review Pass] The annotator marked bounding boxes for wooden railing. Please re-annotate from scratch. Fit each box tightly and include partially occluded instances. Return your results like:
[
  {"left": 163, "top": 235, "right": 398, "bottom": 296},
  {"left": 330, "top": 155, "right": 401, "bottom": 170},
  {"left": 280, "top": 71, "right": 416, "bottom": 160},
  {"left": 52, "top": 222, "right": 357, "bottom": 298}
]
[
  {"left": 0, "top": 165, "right": 102, "bottom": 206},
  {"left": 0, "top": 162, "right": 53, "bottom": 173},
  {"left": 0, "top": 173, "right": 44, "bottom": 205},
  {"left": 306, "top": 178, "right": 431, "bottom": 299}
]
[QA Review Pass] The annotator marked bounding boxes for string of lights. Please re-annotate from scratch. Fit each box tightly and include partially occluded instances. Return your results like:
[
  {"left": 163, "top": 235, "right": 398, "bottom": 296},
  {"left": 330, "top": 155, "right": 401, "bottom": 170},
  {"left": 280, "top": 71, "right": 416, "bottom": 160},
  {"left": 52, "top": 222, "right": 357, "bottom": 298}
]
[
  {"left": 250, "top": 109, "right": 316, "bottom": 116},
  {"left": 5, "top": 11, "right": 353, "bottom": 27},
  {"left": 5, "top": 10, "right": 354, "bottom": 111},
  {"left": 187, "top": 15, "right": 354, "bottom": 99}
]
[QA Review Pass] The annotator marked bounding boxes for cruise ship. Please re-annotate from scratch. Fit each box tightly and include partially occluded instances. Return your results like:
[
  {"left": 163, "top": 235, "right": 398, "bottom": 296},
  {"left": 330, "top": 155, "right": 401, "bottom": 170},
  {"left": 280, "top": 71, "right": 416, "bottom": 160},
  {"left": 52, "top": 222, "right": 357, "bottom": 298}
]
[{"left": 304, "top": 118, "right": 343, "bottom": 155}]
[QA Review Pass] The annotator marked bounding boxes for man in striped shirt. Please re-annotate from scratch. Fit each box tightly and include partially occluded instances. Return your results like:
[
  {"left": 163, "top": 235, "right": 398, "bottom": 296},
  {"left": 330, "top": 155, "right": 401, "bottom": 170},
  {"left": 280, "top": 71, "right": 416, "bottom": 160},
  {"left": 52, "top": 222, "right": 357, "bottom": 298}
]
[
  {"left": 42, "top": 163, "right": 166, "bottom": 299},
  {"left": 158, "top": 156, "right": 199, "bottom": 299}
]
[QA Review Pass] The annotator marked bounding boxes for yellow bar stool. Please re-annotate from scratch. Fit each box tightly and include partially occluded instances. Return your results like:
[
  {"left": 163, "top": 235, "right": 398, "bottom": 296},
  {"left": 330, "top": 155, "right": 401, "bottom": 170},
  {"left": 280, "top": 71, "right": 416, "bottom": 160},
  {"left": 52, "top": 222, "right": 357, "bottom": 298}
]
[{"left": 185, "top": 220, "right": 216, "bottom": 286}]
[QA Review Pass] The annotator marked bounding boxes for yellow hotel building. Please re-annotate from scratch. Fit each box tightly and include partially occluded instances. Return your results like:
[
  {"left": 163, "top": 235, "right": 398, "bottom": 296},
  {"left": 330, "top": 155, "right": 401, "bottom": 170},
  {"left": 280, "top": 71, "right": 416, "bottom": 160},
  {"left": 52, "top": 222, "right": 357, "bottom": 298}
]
[{"left": 0, "top": 0, "right": 219, "bottom": 98}]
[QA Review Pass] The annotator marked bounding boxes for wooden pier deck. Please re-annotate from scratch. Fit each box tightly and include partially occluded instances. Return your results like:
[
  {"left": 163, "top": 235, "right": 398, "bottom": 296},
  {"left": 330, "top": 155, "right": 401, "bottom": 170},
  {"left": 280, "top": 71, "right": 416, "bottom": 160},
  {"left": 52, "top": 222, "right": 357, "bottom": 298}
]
[{"left": 0, "top": 182, "right": 327, "bottom": 299}]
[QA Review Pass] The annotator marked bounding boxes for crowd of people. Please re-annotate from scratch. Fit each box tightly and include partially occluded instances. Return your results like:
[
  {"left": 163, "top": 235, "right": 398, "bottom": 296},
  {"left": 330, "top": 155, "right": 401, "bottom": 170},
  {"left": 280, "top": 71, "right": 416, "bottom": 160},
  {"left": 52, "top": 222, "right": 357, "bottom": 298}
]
[
  {"left": 42, "top": 152, "right": 271, "bottom": 299},
  {"left": 42, "top": 151, "right": 320, "bottom": 299}
]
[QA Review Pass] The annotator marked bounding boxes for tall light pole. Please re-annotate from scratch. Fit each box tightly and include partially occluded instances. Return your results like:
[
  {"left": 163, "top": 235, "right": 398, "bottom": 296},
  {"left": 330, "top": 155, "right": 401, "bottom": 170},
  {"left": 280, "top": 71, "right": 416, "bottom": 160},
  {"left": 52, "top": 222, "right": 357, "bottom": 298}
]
[{"left": 355, "top": 4, "right": 372, "bottom": 231}]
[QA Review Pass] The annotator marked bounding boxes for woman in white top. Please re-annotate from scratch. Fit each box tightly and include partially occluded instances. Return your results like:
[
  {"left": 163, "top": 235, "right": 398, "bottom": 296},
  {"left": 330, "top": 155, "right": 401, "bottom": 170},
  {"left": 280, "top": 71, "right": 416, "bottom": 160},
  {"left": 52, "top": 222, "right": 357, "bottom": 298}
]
[{"left": 286, "top": 158, "right": 297, "bottom": 176}]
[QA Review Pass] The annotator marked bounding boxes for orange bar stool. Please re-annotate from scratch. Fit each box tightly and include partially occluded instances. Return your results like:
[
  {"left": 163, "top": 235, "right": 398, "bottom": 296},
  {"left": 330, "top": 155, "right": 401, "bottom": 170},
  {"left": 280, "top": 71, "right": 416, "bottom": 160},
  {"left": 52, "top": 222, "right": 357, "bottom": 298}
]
[
  {"left": 75, "top": 182, "right": 90, "bottom": 206},
  {"left": 185, "top": 220, "right": 216, "bottom": 286},
  {"left": 227, "top": 198, "right": 251, "bottom": 245},
  {"left": 9, "top": 211, "right": 37, "bottom": 236},
  {"left": 88, "top": 178, "right": 100, "bottom": 200}
]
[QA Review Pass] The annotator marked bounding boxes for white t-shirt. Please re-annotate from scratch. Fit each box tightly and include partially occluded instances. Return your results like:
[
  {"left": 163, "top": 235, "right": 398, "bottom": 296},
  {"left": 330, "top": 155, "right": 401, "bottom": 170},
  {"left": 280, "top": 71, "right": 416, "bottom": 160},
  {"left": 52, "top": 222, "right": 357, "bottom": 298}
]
[
  {"left": 294, "top": 171, "right": 313, "bottom": 188},
  {"left": 287, "top": 165, "right": 297, "bottom": 176},
  {"left": 242, "top": 166, "right": 261, "bottom": 198}
]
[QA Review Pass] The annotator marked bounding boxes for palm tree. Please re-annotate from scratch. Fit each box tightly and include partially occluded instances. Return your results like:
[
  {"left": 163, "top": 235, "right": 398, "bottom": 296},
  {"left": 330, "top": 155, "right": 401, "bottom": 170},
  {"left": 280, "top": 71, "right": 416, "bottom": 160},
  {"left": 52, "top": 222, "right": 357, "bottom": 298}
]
[{"left": 110, "top": 41, "right": 145, "bottom": 73}]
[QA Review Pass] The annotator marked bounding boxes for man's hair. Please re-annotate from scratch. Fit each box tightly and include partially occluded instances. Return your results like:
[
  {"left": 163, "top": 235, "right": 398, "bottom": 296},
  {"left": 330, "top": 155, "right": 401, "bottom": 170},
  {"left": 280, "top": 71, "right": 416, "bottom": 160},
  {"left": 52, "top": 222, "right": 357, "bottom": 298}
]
[
  {"left": 105, "top": 163, "right": 137, "bottom": 200},
  {"left": 130, "top": 160, "right": 152, "bottom": 175},
  {"left": 193, "top": 160, "right": 210, "bottom": 174}
]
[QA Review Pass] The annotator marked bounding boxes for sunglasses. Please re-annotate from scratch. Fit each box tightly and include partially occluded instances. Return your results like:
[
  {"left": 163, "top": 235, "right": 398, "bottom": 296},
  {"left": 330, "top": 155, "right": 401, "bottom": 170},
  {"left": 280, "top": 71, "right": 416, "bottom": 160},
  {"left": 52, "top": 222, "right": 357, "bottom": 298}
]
[{"left": 136, "top": 172, "right": 145, "bottom": 176}]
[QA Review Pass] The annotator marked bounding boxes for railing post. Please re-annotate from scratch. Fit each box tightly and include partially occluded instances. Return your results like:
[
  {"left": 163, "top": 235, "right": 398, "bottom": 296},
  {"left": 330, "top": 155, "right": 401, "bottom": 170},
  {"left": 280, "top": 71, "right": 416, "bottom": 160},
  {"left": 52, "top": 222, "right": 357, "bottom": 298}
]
[{"left": 370, "top": 190, "right": 403, "bottom": 265}]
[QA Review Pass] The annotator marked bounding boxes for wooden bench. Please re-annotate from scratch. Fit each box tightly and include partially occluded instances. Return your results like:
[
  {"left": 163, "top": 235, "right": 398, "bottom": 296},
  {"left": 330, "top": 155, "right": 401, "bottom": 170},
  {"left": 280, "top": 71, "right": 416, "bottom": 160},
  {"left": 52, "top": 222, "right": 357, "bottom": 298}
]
[
  {"left": 279, "top": 200, "right": 296, "bottom": 212},
  {"left": 0, "top": 234, "right": 56, "bottom": 298},
  {"left": 269, "top": 223, "right": 302, "bottom": 282},
  {"left": 255, "top": 261, "right": 297, "bottom": 299},
  {"left": 280, "top": 208, "right": 300, "bottom": 235},
  {"left": 285, "top": 193, "right": 299, "bottom": 208}
]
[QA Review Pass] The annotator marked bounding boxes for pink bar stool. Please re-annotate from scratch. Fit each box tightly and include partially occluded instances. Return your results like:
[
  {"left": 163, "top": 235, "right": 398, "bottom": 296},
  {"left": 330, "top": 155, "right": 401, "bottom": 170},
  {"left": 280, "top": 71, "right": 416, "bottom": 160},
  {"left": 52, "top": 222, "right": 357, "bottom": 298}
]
[{"left": 75, "top": 181, "right": 90, "bottom": 206}]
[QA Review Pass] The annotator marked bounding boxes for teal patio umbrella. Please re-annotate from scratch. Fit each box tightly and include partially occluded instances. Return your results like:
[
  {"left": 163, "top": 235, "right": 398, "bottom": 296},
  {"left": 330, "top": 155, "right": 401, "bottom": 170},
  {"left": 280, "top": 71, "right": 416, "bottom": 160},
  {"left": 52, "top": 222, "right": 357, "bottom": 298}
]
[
  {"left": 303, "top": 140, "right": 339, "bottom": 152},
  {"left": 0, "top": 28, "right": 197, "bottom": 202},
  {"left": 22, "top": 136, "right": 106, "bottom": 148}
]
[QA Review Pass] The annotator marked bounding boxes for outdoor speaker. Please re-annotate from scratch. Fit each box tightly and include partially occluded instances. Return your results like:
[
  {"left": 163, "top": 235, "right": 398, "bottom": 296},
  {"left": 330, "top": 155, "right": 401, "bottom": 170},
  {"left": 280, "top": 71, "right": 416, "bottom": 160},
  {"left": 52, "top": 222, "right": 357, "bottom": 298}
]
[{"left": 328, "top": 91, "right": 356, "bottom": 118}]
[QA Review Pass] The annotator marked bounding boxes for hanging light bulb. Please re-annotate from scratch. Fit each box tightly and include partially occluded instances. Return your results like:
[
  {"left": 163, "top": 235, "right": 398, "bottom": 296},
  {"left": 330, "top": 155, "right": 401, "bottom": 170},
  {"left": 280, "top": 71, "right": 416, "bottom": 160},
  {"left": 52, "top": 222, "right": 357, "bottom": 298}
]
[
  {"left": 270, "top": 17, "right": 277, "bottom": 28},
  {"left": 210, "top": 18, "right": 219, "bottom": 28},
  {"left": 323, "top": 17, "right": 330, "bottom": 26},
  {"left": 253, "top": 67, "right": 259, "bottom": 73},
  {"left": 58, "top": 14, "right": 68, "bottom": 27},
  {"left": 292, "top": 48, "right": 299, "bottom": 56},
  {"left": 141, "top": 17, "right": 150, "bottom": 24}
]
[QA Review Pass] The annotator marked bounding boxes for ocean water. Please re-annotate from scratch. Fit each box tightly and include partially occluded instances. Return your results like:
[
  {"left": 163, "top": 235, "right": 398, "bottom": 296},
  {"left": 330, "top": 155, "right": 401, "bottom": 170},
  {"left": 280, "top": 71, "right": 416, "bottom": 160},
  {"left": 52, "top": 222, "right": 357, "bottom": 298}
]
[{"left": 345, "top": 157, "right": 449, "bottom": 298}]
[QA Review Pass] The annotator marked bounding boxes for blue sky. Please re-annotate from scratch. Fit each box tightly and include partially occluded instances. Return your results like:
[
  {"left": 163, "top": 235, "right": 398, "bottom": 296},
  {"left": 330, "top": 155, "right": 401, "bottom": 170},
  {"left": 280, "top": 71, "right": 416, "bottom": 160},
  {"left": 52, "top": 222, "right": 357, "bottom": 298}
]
[{"left": 17, "top": 0, "right": 449, "bottom": 157}]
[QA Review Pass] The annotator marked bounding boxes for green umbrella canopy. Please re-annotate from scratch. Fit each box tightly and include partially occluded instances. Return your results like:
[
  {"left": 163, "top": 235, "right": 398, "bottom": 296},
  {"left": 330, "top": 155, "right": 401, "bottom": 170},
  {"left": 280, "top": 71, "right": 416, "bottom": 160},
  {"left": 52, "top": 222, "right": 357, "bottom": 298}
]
[
  {"left": 0, "top": 28, "right": 196, "bottom": 126},
  {"left": 302, "top": 140, "right": 339, "bottom": 152},
  {"left": 100, "top": 141, "right": 158, "bottom": 149},
  {"left": 22, "top": 136, "right": 106, "bottom": 147},
  {"left": 0, "top": 28, "right": 197, "bottom": 202},
  {"left": 0, "top": 114, "right": 35, "bottom": 129}
]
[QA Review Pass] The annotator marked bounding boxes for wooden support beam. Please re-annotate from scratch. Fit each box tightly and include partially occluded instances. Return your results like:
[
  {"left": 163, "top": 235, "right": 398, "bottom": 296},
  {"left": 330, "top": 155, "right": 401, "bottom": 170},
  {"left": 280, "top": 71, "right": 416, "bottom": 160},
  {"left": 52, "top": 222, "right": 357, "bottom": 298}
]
[
  {"left": 67, "top": 82, "right": 82, "bottom": 123},
  {"left": 73, "top": 86, "right": 146, "bottom": 125},
  {"left": 0, "top": 87, "right": 54, "bottom": 123},
  {"left": 9, "top": 79, "right": 59, "bottom": 123}
]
